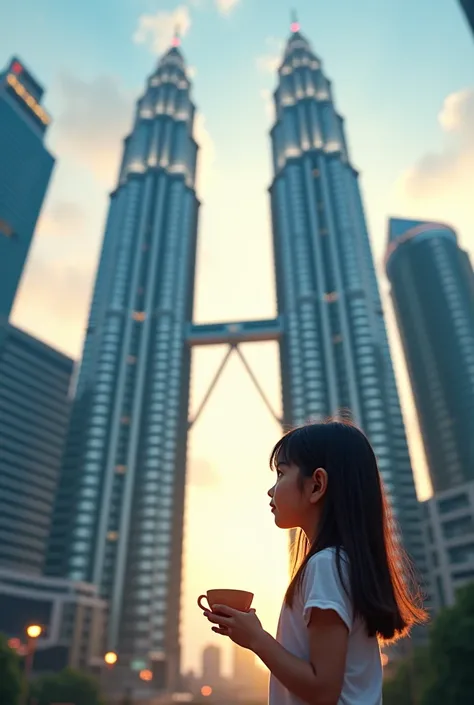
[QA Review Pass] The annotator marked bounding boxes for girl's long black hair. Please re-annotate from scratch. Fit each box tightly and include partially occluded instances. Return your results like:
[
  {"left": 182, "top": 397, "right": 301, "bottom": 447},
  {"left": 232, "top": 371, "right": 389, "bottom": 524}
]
[{"left": 270, "top": 420, "right": 428, "bottom": 643}]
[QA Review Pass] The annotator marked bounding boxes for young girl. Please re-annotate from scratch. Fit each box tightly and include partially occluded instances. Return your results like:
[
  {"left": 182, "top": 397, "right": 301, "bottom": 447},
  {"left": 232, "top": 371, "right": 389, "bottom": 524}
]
[{"left": 203, "top": 421, "right": 427, "bottom": 705}]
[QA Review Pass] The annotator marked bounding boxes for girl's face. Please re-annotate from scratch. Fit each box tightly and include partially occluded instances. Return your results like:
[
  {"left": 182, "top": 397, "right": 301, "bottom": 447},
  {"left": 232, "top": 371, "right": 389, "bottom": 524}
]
[
  {"left": 267, "top": 461, "right": 328, "bottom": 536},
  {"left": 267, "top": 461, "right": 308, "bottom": 530}
]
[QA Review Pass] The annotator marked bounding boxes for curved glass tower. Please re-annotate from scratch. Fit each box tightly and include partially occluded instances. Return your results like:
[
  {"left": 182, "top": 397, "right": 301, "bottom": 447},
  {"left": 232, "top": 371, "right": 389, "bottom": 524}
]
[
  {"left": 47, "top": 40, "right": 199, "bottom": 687},
  {"left": 386, "top": 218, "right": 474, "bottom": 492},
  {"left": 270, "top": 26, "right": 424, "bottom": 569}
]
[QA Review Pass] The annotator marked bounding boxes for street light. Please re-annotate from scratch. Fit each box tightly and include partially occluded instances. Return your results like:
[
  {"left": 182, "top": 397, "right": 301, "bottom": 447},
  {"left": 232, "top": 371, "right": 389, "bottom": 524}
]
[
  {"left": 139, "top": 669, "right": 153, "bottom": 682},
  {"left": 20, "top": 625, "right": 43, "bottom": 705},
  {"left": 104, "top": 651, "right": 118, "bottom": 666}
]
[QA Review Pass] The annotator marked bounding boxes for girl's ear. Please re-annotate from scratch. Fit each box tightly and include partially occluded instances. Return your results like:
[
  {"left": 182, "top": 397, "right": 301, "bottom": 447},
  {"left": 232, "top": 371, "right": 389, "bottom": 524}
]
[{"left": 309, "top": 467, "right": 328, "bottom": 504}]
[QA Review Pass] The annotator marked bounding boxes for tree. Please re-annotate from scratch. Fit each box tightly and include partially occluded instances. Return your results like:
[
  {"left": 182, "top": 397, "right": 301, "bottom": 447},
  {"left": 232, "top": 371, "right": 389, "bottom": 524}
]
[
  {"left": 32, "top": 667, "right": 105, "bottom": 705},
  {"left": 0, "top": 633, "right": 22, "bottom": 705},
  {"left": 384, "top": 582, "right": 474, "bottom": 705},
  {"left": 420, "top": 583, "right": 474, "bottom": 705},
  {"left": 383, "top": 646, "right": 430, "bottom": 705}
]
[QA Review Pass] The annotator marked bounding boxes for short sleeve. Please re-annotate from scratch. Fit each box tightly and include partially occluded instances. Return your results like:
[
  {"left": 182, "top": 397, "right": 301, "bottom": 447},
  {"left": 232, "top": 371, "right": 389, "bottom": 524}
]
[{"left": 302, "top": 549, "right": 352, "bottom": 632}]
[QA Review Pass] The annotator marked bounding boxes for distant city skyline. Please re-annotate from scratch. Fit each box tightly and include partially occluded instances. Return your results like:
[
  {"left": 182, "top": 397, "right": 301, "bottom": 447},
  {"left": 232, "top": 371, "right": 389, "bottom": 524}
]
[{"left": 5, "top": 0, "right": 474, "bottom": 676}]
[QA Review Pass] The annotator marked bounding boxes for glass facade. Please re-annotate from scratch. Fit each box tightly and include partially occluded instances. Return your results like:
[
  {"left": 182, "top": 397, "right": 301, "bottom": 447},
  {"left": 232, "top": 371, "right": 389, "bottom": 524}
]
[
  {"left": 386, "top": 219, "right": 474, "bottom": 492},
  {"left": 0, "top": 323, "right": 73, "bottom": 574},
  {"left": 270, "top": 30, "right": 425, "bottom": 569},
  {"left": 46, "top": 44, "right": 199, "bottom": 688},
  {"left": 0, "top": 57, "right": 54, "bottom": 320}
]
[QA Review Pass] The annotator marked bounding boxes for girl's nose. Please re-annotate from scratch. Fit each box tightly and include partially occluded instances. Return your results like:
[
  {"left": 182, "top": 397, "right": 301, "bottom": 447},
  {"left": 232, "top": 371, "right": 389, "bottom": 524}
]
[{"left": 267, "top": 485, "right": 274, "bottom": 498}]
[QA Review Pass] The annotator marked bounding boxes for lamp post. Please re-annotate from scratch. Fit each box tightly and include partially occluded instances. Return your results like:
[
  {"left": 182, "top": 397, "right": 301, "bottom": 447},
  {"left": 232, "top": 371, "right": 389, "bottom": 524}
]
[
  {"left": 20, "top": 625, "right": 43, "bottom": 705},
  {"left": 102, "top": 652, "right": 118, "bottom": 694}
]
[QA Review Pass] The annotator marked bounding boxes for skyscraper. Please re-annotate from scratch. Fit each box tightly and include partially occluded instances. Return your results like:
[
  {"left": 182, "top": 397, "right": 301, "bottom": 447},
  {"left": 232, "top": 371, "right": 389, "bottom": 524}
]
[
  {"left": 270, "top": 25, "right": 424, "bottom": 568},
  {"left": 47, "top": 38, "right": 199, "bottom": 690},
  {"left": 460, "top": 0, "right": 474, "bottom": 35},
  {"left": 202, "top": 645, "right": 221, "bottom": 685},
  {"left": 0, "top": 322, "right": 73, "bottom": 574},
  {"left": 0, "top": 57, "right": 55, "bottom": 320},
  {"left": 386, "top": 218, "right": 474, "bottom": 492}
]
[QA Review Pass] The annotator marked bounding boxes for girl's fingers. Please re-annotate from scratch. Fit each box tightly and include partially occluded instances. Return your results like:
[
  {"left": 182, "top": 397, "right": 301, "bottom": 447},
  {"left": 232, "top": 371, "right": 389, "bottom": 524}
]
[{"left": 212, "top": 626, "right": 229, "bottom": 635}]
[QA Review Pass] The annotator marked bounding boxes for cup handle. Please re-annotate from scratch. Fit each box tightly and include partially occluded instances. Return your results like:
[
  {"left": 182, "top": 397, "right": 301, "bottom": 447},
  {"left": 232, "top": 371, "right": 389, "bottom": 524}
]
[{"left": 197, "top": 594, "right": 210, "bottom": 611}]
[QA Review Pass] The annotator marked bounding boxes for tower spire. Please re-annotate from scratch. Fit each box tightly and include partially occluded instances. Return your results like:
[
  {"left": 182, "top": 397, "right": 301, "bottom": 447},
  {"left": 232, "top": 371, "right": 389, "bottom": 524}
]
[
  {"left": 290, "top": 9, "right": 300, "bottom": 33},
  {"left": 171, "top": 24, "right": 181, "bottom": 48}
]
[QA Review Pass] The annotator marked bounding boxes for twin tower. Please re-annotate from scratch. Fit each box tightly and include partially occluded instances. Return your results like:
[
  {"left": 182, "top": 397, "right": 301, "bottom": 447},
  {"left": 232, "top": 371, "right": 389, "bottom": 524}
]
[{"left": 46, "top": 25, "right": 422, "bottom": 689}]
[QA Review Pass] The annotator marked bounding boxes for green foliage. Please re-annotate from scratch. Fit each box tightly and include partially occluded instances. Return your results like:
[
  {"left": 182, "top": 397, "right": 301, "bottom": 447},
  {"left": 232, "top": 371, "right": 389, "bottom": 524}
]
[
  {"left": 383, "top": 582, "right": 474, "bottom": 705},
  {"left": 32, "top": 667, "right": 105, "bottom": 705},
  {"left": 0, "top": 633, "right": 22, "bottom": 705},
  {"left": 420, "top": 583, "right": 474, "bottom": 705}
]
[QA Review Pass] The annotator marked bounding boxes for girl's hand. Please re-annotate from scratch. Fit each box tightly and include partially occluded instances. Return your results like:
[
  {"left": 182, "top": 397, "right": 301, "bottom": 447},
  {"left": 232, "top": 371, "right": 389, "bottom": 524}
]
[{"left": 203, "top": 605, "right": 265, "bottom": 651}]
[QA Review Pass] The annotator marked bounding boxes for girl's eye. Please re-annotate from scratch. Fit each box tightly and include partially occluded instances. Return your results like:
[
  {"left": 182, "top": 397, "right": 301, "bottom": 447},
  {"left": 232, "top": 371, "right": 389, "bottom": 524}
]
[{"left": 276, "top": 470, "right": 283, "bottom": 478}]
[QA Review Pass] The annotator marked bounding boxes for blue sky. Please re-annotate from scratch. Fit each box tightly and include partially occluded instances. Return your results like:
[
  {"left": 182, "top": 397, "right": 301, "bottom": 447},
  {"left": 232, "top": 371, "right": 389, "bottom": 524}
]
[{"left": 2, "top": 0, "right": 474, "bottom": 674}]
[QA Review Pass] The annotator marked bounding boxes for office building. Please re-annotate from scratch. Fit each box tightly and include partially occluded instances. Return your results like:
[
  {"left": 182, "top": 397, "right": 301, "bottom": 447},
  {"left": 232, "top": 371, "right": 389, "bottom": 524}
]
[
  {"left": 386, "top": 219, "right": 474, "bottom": 492},
  {"left": 0, "top": 322, "right": 73, "bottom": 574},
  {"left": 46, "top": 22, "right": 427, "bottom": 691},
  {"left": 47, "top": 37, "right": 200, "bottom": 692},
  {"left": 422, "top": 480, "right": 474, "bottom": 611},
  {"left": 0, "top": 56, "right": 55, "bottom": 319},
  {"left": 202, "top": 645, "right": 221, "bottom": 686},
  {"left": 0, "top": 567, "right": 106, "bottom": 673},
  {"left": 269, "top": 26, "right": 424, "bottom": 568}
]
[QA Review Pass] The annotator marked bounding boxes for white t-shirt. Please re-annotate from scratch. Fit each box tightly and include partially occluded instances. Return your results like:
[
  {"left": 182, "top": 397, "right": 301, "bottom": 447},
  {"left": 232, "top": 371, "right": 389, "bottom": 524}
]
[{"left": 269, "top": 548, "right": 382, "bottom": 705}]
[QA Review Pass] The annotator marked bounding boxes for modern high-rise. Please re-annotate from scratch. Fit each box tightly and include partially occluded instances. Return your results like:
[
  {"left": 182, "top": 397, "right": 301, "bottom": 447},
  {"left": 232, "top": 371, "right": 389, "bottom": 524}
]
[
  {"left": 47, "top": 38, "right": 199, "bottom": 691},
  {"left": 202, "top": 645, "right": 221, "bottom": 685},
  {"left": 47, "top": 23, "right": 426, "bottom": 691},
  {"left": 386, "top": 218, "right": 474, "bottom": 492},
  {"left": 0, "top": 57, "right": 55, "bottom": 320},
  {"left": 460, "top": 0, "right": 474, "bottom": 35},
  {"left": 0, "top": 322, "right": 73, "bottom": 574},
  {"left": 270, "top": 26, "right": 424, "bottom": 568}
]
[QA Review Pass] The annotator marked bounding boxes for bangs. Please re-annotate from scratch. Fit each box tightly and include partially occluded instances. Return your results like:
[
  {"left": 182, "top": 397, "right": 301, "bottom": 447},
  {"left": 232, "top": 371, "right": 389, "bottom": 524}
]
[{"left": 269, "top": 427, "right": 304, "bottom": 471}]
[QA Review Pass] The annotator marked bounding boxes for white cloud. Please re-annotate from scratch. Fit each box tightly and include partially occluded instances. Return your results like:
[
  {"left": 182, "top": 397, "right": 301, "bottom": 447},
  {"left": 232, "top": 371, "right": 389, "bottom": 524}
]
[
  {"left": 260, "top": 88, "right": 275, "bottom": 125},
  {"left": 194, "top": 112, "right": 217, "bottom": 199},
  {"left": 36, "top": 201, "right": 85, "bottom": 239},
  {"left": 187, "top": 65, "right": 198, "bottom": 80},
  {"left": 394, "top": 87, "right": 474, "bottom": 247},
  {"left": 215, "top": 0, "right": 240, "bottom": 15},
  {"left": 256, "top": 37, "right": 284, "bottom": 75},
  {"left": 134, "top": 5, "right": 191, "bottom": 54},
  {"left": 53, "top": 73, "right": 134, "bottom": 187}
]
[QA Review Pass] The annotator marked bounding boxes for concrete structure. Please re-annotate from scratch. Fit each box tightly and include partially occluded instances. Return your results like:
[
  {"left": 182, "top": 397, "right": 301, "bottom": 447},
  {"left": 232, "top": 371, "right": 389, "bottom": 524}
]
[
  {"left": 0, "top": 322, "right": 73, "bottom": 574},
  {"left": 0, "top": 567, "right": 106, "bottom": 673},
  {"left": 0, "top": 56, "right": 54, "bottom": 319},
  {"left": 269, "top": 26, "right": 424, "bottom": 569},
  {"left": 422, "top": 480, "right": 474, "bottom": 611},
  {"left": 386, "top": 219, "right": 474, "bottom": 492},
  {"left": 46, "top": 21, "right": 425, "bottom": 692},
  {"left": 202, "top": 645, "right": 221, "bottom": 686}
]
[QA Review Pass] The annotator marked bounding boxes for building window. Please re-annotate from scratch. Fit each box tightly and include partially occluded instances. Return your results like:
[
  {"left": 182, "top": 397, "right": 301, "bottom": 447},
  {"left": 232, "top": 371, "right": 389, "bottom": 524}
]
[
  {"left": 324, "top": 292, "right": 338, "bottom": 303},
  {"left": 107, "top": 531, "right": 119, "bottom": 541},
  {"left": 332, "top": 334, "right": 343, "bottom": 344},
  {"left": 438, "top": 494, "right": 470, "bottom": 515},
  {"left": 442, "top": 516, "right": 474, "bottom": 540},
  {"left": 448, "top": 543, "right": 474, "bottom": 565},
  {"left": 127, "top": 355, "right": 137, "bottom": 364},
  {"left": 133, "top": 312, "right": 146, "bottom": 322},
  {"left": 115, "top": 465, "right": 127, "bottom": 475},
  {"left": 121, "top": 416, "right": 130, "bottom": 425}
]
